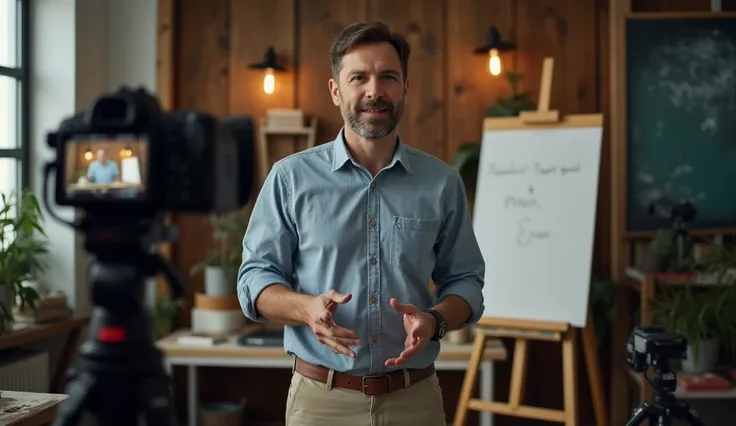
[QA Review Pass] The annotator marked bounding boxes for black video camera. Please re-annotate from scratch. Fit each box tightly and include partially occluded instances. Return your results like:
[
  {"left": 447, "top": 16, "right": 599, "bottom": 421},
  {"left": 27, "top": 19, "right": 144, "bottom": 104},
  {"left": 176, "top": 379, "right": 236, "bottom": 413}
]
[
  {"left": 627, "top": 325, "right": 688, "bottom": 373},
  {"left": 626, "top": 325, "right": 687, "bottom": 397},
  {"left": 45, "top": 86, "right": 254, "bottom": 217},
  {"left": 42, "top": 87, "right": 256, "bottom": 426}
]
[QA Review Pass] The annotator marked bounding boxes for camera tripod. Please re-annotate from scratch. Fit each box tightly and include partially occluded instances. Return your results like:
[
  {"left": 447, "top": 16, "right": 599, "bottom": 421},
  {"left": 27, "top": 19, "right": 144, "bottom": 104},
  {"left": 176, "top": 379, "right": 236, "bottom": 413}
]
[
  {"left": 626, "top": 366, "right": 705, "bottom": 426},
  {"left": 50, "top": 218, "right": 185, "bottom": 426}
]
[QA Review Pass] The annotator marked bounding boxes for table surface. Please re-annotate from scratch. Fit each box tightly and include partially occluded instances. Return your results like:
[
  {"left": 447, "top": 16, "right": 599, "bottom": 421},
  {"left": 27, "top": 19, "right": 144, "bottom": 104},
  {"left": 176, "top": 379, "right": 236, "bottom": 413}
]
[
  {"left": 157, "top": 326, "right": 508, "bottom": 362},
  {"left": 0, "top": 391, "right": 68, "bottom": 426}
]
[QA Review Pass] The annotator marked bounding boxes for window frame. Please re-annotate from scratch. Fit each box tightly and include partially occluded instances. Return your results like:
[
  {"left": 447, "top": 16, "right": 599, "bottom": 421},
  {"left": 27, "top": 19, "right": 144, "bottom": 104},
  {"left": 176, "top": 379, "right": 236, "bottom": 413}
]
[{"left": 0, "top": 0, "right": 30, "bottom": 191}]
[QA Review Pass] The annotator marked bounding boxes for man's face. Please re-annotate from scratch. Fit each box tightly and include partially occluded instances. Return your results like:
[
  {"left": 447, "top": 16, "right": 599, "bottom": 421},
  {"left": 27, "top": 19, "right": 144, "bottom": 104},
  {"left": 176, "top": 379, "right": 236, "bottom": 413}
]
[
  {"left": 329, "top": 42, "right": 407, "bottom": 140},
  {"left": 95, "top": 149, "right": 106, "bottom": 162}
]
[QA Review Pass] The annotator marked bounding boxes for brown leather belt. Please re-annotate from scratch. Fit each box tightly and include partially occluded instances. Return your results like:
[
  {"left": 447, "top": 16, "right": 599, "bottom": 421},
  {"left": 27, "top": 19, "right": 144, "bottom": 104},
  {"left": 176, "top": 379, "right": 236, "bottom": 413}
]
[{"left": 294, "top": 357, "right": 435, "bottom": 395}]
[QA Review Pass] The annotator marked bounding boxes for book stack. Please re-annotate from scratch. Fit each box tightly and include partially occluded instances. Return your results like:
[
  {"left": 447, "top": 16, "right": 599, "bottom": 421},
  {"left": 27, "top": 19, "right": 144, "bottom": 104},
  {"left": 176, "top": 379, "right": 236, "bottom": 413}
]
[{"left": 13, "top": 291, "right": 72, "bottom": 324}]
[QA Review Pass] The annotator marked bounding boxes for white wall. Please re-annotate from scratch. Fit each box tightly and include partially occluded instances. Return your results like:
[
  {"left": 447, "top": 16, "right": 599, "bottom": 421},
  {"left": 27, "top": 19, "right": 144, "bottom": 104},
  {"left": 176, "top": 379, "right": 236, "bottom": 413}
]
[{"left": 30, "top": 0, "right": 158, "bottom": 313}]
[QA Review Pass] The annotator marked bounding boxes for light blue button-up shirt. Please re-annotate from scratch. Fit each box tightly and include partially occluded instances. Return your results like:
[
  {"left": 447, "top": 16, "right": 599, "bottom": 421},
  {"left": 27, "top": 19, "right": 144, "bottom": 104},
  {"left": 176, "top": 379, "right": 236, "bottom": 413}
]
[
  {"left": 238, "top": 129, "right": 485, "bottom": 376},
  {"left": 87, "top": 160, "right": 119, "bottom": 184}
]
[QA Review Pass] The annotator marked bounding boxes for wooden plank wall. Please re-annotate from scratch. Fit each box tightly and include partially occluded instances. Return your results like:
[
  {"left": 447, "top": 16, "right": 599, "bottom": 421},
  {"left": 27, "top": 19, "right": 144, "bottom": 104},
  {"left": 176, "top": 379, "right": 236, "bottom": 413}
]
[{"left": 164, "top": 0, "right": 736, "bottom": 425}]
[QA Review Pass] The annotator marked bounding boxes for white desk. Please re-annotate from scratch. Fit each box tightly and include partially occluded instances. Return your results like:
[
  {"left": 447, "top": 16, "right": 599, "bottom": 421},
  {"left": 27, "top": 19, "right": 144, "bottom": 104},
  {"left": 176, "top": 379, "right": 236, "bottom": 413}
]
[{"left": 157, "top": 328, "right": 506, "bottom": 426}]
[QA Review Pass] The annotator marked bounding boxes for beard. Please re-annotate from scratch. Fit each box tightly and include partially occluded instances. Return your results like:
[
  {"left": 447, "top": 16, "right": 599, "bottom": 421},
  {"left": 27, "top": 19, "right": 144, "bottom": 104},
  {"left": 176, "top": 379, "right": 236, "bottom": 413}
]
[{"left": 341, "top": 97, "right": 404, "bottom": 140}]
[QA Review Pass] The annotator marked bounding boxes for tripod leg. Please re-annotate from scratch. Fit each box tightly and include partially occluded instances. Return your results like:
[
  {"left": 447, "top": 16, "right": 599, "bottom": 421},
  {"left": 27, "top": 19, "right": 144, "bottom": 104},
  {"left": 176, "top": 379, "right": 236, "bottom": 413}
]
[
  {"left": 624, "top": 403, "right": 651, "bottom": 426},
  {"left": 140, "top": 372, "right": 179, "bottom": 426},
  {"left": 50, "top": 370, "right": 97, "bottom": 426},
  {"left": 682, "top": 403, "right": 706, "bottom": 426}
]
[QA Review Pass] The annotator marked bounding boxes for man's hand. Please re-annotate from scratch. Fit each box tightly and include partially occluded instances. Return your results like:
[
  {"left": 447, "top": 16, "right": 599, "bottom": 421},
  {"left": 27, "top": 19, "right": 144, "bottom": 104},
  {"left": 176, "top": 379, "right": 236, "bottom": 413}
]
[
  {"left": 306, "top": 290, "right": 362, "bottom": 358},
  {"left": 384, "top": 298, "right": 435, "bottom": 367}
]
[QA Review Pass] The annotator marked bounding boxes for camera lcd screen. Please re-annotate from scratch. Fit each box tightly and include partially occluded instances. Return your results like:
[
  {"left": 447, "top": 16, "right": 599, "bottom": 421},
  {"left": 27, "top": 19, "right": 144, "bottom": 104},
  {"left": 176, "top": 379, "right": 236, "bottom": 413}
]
[{"left": 64, "top": 134, "right": 149, "bottom": 202}]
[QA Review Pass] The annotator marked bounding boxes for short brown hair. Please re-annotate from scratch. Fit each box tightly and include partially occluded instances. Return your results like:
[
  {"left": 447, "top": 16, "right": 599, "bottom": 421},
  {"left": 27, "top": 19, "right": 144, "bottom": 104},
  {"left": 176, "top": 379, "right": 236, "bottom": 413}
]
[{"left": 329, "top": 21, "right": 411, "bottom": 82}]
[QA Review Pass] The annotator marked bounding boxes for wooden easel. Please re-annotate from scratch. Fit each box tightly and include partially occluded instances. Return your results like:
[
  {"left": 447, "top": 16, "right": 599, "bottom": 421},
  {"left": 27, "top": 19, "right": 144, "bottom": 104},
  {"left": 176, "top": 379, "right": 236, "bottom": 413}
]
[{"left": 453, "top": 58, "right": 608, "bottom": 426}]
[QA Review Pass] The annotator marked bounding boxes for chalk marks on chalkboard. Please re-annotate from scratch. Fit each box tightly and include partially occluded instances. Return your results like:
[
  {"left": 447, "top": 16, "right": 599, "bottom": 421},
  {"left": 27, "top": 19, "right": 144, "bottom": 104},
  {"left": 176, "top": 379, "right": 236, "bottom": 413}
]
[
  {"left": 626, "top": 17, "right": 736, "bottom": 230},
  {"left": 647, "top": 28, "right": 736, "bottom": 137}
]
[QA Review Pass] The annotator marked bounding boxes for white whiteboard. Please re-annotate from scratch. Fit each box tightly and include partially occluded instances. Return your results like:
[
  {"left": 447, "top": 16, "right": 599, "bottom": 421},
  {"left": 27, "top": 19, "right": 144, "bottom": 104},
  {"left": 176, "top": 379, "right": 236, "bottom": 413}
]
[{"left": 473, "top": 123, "right": 603, "bottom": 327}]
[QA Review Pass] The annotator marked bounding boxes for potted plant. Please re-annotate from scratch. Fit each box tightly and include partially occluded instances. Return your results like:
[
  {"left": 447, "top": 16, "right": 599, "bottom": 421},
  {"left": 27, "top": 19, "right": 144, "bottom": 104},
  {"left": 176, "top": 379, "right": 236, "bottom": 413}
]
[
  {"left": 190, "top": 209, "right": 249, "bottom": 296},
  {"left": 0, "top": 189, "right": 48, "bottom": 334},
  {"left": 649, "top": 284, "right": 735, "bottom": 373},
  {"left": 452, "top": 71, "right": 536, "bottom": 194}
]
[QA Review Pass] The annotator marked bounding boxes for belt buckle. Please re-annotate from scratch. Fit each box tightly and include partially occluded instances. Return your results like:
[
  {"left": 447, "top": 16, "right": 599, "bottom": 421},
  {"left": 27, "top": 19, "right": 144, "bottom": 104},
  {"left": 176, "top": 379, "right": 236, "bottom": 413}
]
[{"left": 361, "top": 374, "right": 391, "bottom": 396}]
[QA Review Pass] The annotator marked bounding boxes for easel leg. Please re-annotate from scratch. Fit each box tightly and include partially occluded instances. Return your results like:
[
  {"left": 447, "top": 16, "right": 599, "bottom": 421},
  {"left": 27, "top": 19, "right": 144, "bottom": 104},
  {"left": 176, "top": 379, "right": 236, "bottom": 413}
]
[
  {"left": 583, "top": 310, "right": 608, "bottom": 426},
  {"left": 454, "top": 328, "right": 486, "bottom": 426},
  {"left": 562, "top": 328, "right": 579, "bottom": 426},
  {"left": 508, "top": 338, "right": 528, "bottom": 408}
]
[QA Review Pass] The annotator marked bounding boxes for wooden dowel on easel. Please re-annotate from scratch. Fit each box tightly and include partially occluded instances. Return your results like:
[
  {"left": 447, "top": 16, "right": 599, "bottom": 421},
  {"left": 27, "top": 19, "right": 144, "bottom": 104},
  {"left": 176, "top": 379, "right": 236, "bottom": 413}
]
[{"left": 519, "top": 57, "right": 560, "bottom": 123}]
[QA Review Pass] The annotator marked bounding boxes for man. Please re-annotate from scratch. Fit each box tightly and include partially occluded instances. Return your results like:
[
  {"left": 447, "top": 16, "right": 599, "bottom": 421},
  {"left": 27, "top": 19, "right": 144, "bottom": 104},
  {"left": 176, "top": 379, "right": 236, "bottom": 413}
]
[
  {"left": 86, "top": 148, "right": 119, "bottom": 184},
  {"left": 238, "top": 21, "right": 485, "bottom": 426}
]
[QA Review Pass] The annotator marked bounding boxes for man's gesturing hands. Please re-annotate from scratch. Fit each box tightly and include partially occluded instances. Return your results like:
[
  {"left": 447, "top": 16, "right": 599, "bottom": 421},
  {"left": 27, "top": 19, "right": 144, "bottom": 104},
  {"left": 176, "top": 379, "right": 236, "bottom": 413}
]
[
  {"left": 384, "top": 298, "right": 436, "bottom": 367},
  {"left": 306, "top": 290, "right": 361, "bottom": 358}
]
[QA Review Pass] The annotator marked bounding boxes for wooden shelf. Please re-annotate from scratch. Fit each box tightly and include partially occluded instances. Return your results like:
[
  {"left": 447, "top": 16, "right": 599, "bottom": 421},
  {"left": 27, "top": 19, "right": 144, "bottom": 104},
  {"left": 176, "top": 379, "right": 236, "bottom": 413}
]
[
  {"left": 625, "top": 267, "right": 734, "bottom": 291},
  {"left": 0, "top": 316, "right": 89, "bottom": 352},
  {"left": 625, "top": 366, "right": 736, "bottom": 400}
]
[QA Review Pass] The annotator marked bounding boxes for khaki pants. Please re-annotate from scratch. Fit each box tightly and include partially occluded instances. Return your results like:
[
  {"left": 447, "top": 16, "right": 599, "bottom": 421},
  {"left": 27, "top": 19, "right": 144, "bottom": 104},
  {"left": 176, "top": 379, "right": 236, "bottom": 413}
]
[{"left": 285, "top": 370, "right": 447, "bottom": 426}]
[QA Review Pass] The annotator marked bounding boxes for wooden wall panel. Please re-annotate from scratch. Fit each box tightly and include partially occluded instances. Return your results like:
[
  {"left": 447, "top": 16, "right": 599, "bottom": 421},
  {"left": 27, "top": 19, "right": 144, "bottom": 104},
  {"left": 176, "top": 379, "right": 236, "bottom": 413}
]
[
  {"left": 446, "top": 0, "right": 515, "bottom": 162},
  {"left": 230, "top": 0, "right": 297, "bottom": 169},
  {"left": 174, "top": 0, "right": 231, "bottom": 328},
  {"left": 368, "top": 0, "right": 446, "bottom": 159},
  {"left": 297, "top": 0, "right": 369, "bottom": 145}
]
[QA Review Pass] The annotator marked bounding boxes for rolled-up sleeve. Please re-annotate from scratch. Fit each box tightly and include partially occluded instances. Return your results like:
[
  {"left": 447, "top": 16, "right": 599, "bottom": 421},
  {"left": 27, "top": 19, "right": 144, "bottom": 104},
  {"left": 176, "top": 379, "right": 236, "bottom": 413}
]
[
  {"left": 237, "top": 161, "right": 298, "bottom": 322},
  {"left": 432, "top": 171, "right": 485, "bottom": 324}
]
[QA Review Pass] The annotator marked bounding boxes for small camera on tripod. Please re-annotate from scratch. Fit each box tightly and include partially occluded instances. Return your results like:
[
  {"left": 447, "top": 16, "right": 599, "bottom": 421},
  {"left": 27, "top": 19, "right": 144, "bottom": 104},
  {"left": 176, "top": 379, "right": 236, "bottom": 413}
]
[
  {"left": 649, "top": 199, "right": 698, "bottom": 272},
  {"left": 625, "top": 326, "right": 705, "bottom": 426},
  {"left": 41, "top": 87, "right": 255, "bottom": 426}
]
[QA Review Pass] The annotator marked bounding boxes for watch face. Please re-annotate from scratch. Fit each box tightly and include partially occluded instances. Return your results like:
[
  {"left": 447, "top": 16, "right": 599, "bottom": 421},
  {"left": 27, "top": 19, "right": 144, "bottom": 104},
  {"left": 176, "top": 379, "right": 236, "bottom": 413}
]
[{"left": 438, "top": 322, "right": 447, "bottom": 338}]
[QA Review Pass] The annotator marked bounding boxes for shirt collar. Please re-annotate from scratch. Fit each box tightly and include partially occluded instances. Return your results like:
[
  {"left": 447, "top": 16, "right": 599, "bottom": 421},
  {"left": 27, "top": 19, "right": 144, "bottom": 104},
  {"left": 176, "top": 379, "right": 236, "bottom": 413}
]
[{"left": 331, "top": 128, "right": 412, "bottom": 174}]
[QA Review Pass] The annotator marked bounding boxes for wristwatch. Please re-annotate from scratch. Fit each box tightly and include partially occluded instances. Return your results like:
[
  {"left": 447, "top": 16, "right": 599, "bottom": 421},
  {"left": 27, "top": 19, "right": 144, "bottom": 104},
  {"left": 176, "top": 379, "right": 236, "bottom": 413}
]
[{"left": 425, "top": 309, "right": 447, "bottom": 341}]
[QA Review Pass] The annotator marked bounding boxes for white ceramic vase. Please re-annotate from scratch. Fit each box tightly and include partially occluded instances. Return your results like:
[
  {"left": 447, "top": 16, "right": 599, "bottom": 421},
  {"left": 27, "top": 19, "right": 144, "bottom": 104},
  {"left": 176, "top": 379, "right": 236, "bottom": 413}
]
[
  {"left": 682, "top": 339, "right": 719, "bottom": 374},
  {"left": 204, "top": 266, "right": 235, "bottom": 296}
]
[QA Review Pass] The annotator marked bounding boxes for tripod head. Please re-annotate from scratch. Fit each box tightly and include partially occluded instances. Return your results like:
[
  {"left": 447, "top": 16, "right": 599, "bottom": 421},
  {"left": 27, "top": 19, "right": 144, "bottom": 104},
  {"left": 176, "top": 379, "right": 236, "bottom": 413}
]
[{"left": 37, "top": 87, "right": 255, "bottom": 425}]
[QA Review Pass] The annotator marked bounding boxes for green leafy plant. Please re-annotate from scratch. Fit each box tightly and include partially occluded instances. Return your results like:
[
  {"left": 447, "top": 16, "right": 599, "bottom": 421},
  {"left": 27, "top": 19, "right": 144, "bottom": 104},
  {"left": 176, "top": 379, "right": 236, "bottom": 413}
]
[
  {"left": 190, "top": 209, "right": 249, "bottom": 283},
  {"left": 0, "top": 189, "right": 48, "bottom": 333},
  {"left": 589, "top": 276, "right": 615, "bottom": 347},
  {"left": 649, "top": 284, "right": 736, "bottom": 362},
  {"left": 484, "top": 71, "right": 537, "bottom": 117},
  {"left": 452, "top": 71, "right": 537, "bottom": 190},
  {"left": 152, "top": 297, "right": 184, "bottom": 339}
]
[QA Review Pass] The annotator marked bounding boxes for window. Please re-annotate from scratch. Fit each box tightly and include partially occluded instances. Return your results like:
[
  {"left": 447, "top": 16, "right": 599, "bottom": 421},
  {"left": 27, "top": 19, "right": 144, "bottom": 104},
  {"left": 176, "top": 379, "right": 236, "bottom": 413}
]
[{"left": 0, "top": 0, "right": 29, "bottom": 201}]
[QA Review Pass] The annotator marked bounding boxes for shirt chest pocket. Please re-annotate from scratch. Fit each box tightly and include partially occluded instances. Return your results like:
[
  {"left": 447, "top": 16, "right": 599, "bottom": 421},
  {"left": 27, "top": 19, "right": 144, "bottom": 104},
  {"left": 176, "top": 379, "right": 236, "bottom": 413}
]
[{"left": 389, "top": 216, "right": 441, "bottom": 276}]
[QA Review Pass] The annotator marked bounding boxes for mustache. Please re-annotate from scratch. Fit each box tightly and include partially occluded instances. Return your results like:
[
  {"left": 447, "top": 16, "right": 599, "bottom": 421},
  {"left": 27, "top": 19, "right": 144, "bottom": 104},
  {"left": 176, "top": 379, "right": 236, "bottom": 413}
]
[{"left": 356, "top": 100, "right": 393, "bottom": 111}]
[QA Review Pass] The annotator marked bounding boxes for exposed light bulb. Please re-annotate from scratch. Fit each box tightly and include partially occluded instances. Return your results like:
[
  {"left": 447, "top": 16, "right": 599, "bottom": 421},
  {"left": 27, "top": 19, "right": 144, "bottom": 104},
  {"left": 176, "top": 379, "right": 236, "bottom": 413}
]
[
  {"left": 263, "top": 68, "right": 275, "bottom": 94},
  {"left": 488, "top": 49, "right": 502, "bottom": 76},
  {"left": 84, "top": 149, "right": 93, "bottom": 161}
]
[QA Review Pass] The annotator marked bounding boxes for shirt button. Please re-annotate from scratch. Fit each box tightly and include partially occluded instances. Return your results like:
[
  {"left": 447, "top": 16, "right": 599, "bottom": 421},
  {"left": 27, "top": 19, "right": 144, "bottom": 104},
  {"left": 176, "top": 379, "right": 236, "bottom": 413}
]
[
  {"left": 370, "top": 258, "right": 377, "bottom": 265},
  {"left": 370, "top": 296, "right": 377, "bottom": 304},
  {"left": 372, "top": 336, "right": 378, "bottom": 343},
  {"left": 369, "top": 219, "right": 376, "bottom": 226}
]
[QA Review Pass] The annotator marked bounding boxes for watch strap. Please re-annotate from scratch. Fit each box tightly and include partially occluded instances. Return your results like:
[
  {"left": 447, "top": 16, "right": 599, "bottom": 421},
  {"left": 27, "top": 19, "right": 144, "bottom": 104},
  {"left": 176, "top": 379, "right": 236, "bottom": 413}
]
[{"left": 425, "top": 309, "right": 446, "bottom": 341}]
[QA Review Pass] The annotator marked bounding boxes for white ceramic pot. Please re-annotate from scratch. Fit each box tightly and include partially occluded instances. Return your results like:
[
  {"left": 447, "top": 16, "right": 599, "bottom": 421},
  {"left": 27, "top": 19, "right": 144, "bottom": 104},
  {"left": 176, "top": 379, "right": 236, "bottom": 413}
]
[
  {"left": 682, "top": 339, "right": 720, "bottom": 374},
  {"left": 204, "top": 266, "right": 235, "bottom": 296}
]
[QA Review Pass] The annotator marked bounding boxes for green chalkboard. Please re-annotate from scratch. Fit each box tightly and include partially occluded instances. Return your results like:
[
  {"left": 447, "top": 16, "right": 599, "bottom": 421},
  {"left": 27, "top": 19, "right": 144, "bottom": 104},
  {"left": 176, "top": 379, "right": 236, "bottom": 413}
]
[{"left": 626, "top": 17, "right": 736, "bottom": 231}]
